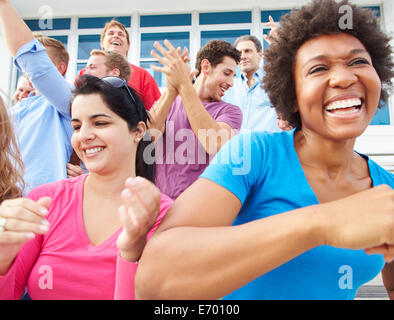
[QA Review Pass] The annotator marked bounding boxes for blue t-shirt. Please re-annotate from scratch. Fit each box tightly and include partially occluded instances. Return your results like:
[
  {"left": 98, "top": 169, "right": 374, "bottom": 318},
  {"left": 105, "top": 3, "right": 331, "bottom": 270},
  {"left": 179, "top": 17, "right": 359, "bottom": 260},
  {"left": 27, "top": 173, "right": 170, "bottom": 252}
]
[{"left": 201, "top": 129, "right": 393, "bottom": 300}]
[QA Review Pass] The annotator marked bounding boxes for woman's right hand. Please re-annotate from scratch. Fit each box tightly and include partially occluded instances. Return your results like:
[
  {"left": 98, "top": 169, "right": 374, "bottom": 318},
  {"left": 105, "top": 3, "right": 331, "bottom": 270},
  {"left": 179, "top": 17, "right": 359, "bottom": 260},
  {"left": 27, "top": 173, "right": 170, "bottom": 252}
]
[
  {"left": 0, "top": 197, "right": 51, "bottom": 269},
  {"left": 316, "top": 185, "right": 394, "bottom": 260}
]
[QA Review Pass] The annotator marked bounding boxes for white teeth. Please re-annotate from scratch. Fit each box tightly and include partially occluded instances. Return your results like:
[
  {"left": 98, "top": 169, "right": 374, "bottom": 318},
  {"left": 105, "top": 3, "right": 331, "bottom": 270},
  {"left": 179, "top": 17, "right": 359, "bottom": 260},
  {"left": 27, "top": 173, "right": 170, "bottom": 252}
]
[
  {"left": 325, "top": 98, "right": 362, "bottom": 111},
  {"left": 85, "top": 147, "right": 103, "bottom": 155},
  {"left": 112, "top": 42, "right": 120, "bottom": 46},
  {"left": 329, "top": 108, "right": 359, "bottom": 115}
]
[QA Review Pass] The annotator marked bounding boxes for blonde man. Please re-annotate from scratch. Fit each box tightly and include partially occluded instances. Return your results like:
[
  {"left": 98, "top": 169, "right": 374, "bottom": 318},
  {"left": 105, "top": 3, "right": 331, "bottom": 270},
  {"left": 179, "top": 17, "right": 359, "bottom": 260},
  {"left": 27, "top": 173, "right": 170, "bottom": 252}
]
[{"left": 33, "top": 33, "right": 69, "bottom": 75}]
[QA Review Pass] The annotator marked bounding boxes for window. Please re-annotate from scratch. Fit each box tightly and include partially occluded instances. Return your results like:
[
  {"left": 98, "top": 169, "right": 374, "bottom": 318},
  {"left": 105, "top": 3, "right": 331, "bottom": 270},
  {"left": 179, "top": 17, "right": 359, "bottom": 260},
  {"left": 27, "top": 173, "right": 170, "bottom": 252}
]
[
  {"left": 78, "top": 34, "right": 100, "bottom": 60},
  {"left": 199, "top": 11, "right": 251, "bottom": 25},
  {"left": 140, "top": 14, "right": 191, "bottom": 27},
  {"left": 24, "top": 18, "right": 71, "bottom": 31},
  {"left": 78, "top": 16, "right": 130, "bottom": 29},
  {"left": 76, "top": 34, "right": 101, "bottom": 75}
]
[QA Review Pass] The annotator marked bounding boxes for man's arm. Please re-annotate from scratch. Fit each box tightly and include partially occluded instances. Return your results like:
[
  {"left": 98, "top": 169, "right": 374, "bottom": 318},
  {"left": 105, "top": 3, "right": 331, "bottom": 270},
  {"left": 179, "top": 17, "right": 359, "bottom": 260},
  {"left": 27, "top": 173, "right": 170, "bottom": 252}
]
[
  {"left": 151, "top": 40, "right": 236, "bottom": 155},
  {"left": 177, "top": 82, "right": 236, "bottom": 155}
]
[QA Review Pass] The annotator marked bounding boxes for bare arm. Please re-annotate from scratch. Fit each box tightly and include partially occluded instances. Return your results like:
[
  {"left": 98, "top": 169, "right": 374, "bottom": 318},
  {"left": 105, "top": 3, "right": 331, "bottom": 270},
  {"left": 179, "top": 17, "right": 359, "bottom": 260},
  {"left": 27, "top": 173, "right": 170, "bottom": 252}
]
[
  {"left": 147, "top": 88, "right": 178, "bottom": 140},
  {"left": 0, "top": 0, "right": 34, "bottom": 56},
  {"left": 135, "top": 180, "right": 394, "bottom": 300}
]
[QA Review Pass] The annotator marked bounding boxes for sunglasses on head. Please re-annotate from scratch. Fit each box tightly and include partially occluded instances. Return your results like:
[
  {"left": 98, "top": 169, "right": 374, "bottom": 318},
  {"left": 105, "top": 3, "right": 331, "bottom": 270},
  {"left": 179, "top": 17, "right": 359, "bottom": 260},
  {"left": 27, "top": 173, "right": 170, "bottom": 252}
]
[{"left": 101, "top": 76, "right": 137, "bottom": 106}]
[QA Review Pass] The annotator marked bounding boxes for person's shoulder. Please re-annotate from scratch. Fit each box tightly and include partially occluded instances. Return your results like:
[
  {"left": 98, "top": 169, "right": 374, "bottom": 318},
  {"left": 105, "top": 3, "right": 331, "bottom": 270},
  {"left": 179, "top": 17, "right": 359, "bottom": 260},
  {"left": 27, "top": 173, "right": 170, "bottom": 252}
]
[
  {"left": 238, "top": 129, "right": 294, "bottom": 151},
  {"left": 219, "top": 100, "right": 241, "bottom": 109},
  {"left": 211, "top": 100, "right": 242, "bottom": 114}
]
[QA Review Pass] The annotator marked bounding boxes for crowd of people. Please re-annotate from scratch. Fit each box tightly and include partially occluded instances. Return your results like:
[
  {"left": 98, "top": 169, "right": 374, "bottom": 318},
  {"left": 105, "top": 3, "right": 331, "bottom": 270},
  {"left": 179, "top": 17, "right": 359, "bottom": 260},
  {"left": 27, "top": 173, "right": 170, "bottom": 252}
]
[{"left": 0, "top": 0, "right": 393, "bottom": 300}]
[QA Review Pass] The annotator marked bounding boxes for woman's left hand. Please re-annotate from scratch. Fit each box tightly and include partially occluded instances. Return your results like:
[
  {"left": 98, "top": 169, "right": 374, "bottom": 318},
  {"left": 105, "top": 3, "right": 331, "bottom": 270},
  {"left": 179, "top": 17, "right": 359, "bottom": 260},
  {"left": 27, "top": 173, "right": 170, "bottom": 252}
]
[{"left": 116, "top": 177, "right": 161, "bottom": 262}]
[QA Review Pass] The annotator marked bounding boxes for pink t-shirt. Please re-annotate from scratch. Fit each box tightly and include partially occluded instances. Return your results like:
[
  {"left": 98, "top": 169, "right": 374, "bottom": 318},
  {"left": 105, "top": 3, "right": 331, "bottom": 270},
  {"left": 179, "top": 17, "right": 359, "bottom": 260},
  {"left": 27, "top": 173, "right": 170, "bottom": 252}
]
[
  {"left": 0, "top": 174, "right": 172, "bottom": 300},
  {"left": 155, "top": 96, "right": 242, "bottom": 199}
]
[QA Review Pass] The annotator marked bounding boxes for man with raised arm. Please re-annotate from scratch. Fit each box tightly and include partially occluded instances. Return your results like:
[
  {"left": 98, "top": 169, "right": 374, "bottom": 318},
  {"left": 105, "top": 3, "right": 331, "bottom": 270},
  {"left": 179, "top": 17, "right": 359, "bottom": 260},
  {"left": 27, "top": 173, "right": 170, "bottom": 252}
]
[{"left": 148, "top": 39, "right": 243, "bottom": 199}]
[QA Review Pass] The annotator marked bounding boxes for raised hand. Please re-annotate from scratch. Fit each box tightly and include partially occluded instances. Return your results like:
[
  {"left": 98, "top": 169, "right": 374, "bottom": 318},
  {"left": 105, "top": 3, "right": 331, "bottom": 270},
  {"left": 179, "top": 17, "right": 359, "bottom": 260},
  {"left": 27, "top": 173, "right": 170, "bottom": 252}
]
[
  {"left": 263, "top": 15, "right": 279, "bottom": 45},
  {"left": 116, "top": 177, "right": 161, "bottom": 262}
]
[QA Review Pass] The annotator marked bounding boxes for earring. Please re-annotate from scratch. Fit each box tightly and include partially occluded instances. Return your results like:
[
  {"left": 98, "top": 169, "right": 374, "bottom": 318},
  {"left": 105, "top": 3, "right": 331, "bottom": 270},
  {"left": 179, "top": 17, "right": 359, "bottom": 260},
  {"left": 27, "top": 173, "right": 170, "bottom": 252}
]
[{"left": 135, "top": 137, "right": 141, "bottom": 143}]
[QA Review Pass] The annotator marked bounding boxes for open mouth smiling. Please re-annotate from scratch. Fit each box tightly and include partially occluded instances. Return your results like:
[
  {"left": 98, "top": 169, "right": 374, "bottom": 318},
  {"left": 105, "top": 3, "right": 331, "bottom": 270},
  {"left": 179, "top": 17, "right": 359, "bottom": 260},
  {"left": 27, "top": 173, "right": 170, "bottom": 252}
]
[
  {"left": 325, "top": 98, "right": 363, "bottom": 114},
  {"left": 84, "top": 146, "right": 105, "bottom": 156},
  {"left": 324, "top": 97, "right": 364, "bottom": 118}
]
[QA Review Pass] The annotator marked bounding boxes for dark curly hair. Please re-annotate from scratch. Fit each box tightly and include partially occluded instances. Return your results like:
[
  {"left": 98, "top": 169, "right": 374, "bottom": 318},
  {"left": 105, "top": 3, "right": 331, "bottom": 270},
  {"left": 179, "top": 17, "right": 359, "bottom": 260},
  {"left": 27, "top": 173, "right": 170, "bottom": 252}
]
[
  {"left": 195, "top": 40, "right": 241, "bottom": 77},
  {"left": 263, "top": 0, "right": 394, "bottom": 129}
]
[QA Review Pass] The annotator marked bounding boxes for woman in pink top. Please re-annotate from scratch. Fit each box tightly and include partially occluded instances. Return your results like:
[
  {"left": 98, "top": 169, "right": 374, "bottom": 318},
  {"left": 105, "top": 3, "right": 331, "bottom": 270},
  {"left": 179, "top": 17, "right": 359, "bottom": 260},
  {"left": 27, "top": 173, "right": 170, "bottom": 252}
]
[{"left": 0, "top": 75, "right": 172, "bottom": 299}]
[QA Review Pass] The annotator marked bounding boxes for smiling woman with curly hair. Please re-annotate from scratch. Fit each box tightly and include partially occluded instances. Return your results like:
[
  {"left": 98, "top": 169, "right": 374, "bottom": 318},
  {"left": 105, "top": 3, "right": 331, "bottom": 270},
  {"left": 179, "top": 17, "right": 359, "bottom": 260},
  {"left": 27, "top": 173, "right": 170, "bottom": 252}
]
[
  {"left": 263, "top": 0, "right": 394, "bottom": 129},
  {"left": 0, "top": 97, "right": 24, "bottom": 202}
]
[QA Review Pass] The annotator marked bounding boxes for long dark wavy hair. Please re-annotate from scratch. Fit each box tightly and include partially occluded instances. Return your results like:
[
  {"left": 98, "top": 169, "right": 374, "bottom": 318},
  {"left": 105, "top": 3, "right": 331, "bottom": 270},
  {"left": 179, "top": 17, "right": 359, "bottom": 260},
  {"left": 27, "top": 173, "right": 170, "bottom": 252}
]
[{"left": 72, "top": 75, "right": 155, "bottom": 182}]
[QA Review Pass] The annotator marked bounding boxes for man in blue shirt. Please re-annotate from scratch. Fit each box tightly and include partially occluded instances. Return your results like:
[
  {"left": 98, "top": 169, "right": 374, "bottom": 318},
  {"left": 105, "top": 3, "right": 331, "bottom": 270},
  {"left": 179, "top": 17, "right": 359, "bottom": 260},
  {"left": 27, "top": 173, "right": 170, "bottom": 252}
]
[
  {"left": 223, "top": 35, "right": 290, "bottom": 132},
  {"left": 7, "top": 34, "right": 74, "bottom": 195}
]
